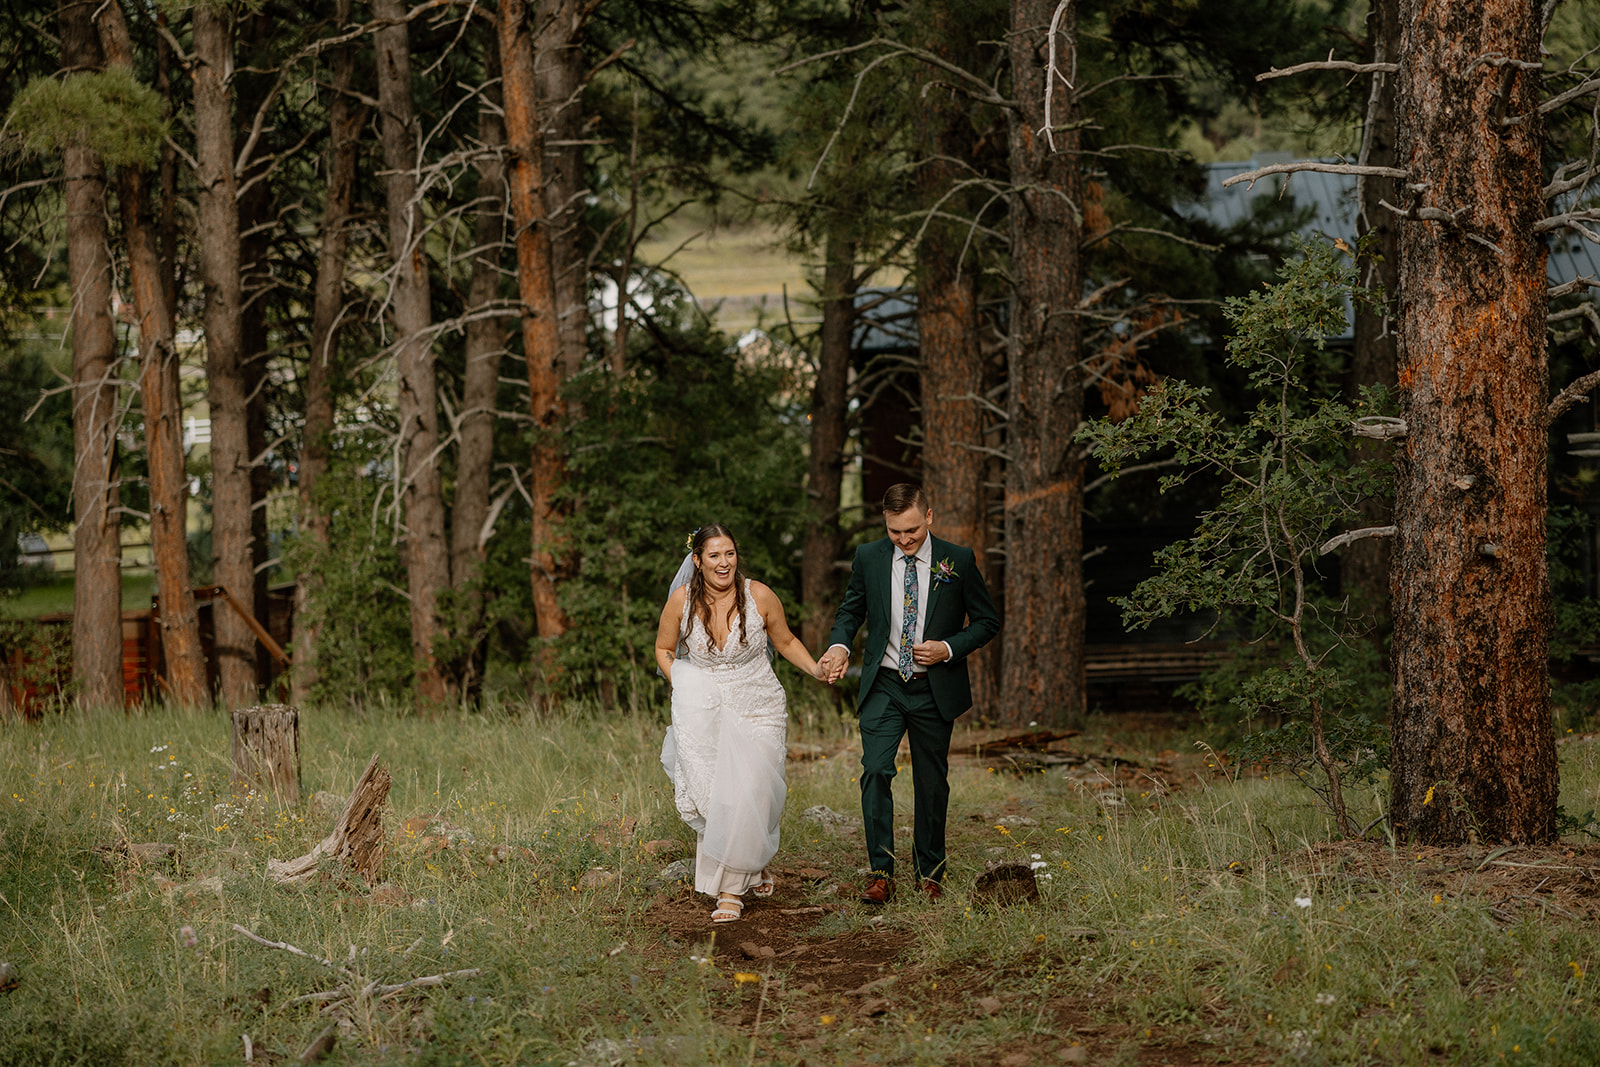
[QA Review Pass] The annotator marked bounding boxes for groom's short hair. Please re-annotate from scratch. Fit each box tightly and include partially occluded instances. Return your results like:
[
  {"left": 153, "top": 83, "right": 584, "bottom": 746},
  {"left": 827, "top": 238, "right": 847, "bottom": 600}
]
[{"left": 881, "top": 483, "right": 928, "bottom": 515}]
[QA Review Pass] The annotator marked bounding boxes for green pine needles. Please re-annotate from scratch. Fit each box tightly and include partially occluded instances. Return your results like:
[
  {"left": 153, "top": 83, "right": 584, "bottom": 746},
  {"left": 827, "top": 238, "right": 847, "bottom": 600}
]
[
  {"left": 5, "top": 69, "right": 165, "bottom": 169},
  {"left": 1079, "top": 237, "right": 1392, "bottom": 838}
]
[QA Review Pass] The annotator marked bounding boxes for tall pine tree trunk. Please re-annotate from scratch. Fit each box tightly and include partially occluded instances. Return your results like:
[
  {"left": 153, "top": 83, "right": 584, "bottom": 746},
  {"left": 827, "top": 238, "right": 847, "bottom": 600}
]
[
  {"left": 194, "top": 4, "right": 256, "bottom": 706},
  {"left": 501, "top": 0, "right": 569, "bottom": 649},
  {"left": 801, "top": 229, "right": 855, "bottom": 653},
  {"left": 914, "top": 19, "right": 991, "bottom": 712},
  {"left": 1345, "top": 0, "right": 1402, "bottom": 625},
  {"left": 60, "top": 0, "right": 123, "bottom": 710},
  {"left": 1388, "top": 0, "right": 1555, "bottom": 844},
  {"left": 1001, "top": 0, "right": 1085, "bottom": 726},
  {"left": 293, "top": 0, "right": 363, "bottom": 703},
  {"left": 536, "top": 0, "right": 588, "bottom": 381},
  {"left": 374, "top": 0, "right": 452, "bottom": 701},
  {"left": 450, "top": 61, "right": 509, "bottom": 700},
  {"left": 97, "top": 0, "right": 207, "bottom": 706}
]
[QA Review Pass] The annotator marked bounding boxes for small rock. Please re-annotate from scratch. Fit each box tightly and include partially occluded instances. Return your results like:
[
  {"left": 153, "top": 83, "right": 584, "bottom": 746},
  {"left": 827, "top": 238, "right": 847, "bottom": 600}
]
[
  {"left": 995, "top": 814, "right": 1039, "bottom": 827},
  {"left": 860, "top": 998, "right": 890, "bottom": 1016},
  {"left": 309, "top": 791, "right": 345, "bottom": 818},
  {"left": 977, "top": 995, "right": 1004, "bottom": 1015},
  {"left": 0, "top": 962, "right": 18, "bottom": 992},
  {"left": 801, "top": 804, "right": 852, "bottom": 826},
  {"left": 1059, "top": 1047, "right": 1088, "bottom": 1063},
  {"left": 973, "top": 863, "right": 1040, "bottom": 908},
  {"left": 799, "top": 867, "right": 827, "bottom": 880},
  {"left": 588, "top": 817, "right": 637, "bottom": 849},
  {"left": 578, "top": 868, "right": 616, "bottom": 890},
  {"left": 659, "top": 858, "right": 694, "bottom": 881},
  {"left": 738, "top": 942, "right": 776, "bottom": 959},
  {"left": 1000, "top": 1053, "right": 1032, "bottom": 1067},
  {"left": 640, "top": 839, "right": 683, "bottom": 858},
  {"left": 849, "top": 975, "right": 897, "bottom": 995}
]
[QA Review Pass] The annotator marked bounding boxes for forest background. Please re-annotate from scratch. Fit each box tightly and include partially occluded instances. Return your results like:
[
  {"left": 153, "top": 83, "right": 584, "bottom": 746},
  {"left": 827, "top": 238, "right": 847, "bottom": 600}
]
[{"left": 0, "top": 0, "right": 1598, "bottom": 759}]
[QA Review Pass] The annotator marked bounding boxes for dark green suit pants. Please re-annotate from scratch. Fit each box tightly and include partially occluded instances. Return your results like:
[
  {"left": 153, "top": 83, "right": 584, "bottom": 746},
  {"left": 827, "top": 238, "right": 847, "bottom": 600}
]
[{"left": 858, "top": 673, "right": 953, "bottom": 882}]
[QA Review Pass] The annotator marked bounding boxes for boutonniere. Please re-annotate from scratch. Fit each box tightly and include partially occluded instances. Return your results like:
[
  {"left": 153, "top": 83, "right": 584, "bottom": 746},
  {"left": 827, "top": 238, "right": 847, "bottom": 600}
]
[{"left": 933, "top": 558, "right": 958, "bottom": 585}]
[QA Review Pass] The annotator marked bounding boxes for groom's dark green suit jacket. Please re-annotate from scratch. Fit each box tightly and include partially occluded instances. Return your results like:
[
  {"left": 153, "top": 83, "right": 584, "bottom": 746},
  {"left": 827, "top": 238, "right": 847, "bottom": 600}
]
[{"left": 829, "top": 536, "right": 1001, "bottom": 722}]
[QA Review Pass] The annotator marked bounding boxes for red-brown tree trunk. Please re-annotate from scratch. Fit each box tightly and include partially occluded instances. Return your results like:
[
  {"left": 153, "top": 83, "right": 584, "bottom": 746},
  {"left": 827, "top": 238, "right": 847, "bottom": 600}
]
[
  {"left": 449, "top": 60, "right": 509, "bottom": 700},
  {"left": 1388, "top": 0, "right": 1556, "bottom": 844},
  {"left": 60, "top": 0, "right": 123, "bottom": 710},
  {"left": 293, "top": 0, "right": 364, "bottom": 703},
  {"left": 914, "top": 18, "right": 992, "bottom": 713},
  {"left": 501, "top": 0, "right": 569, "bottom": 647},
  {"left": 374, "top": 0, "right": 452, "bottom": 701},
  {"left": 1345, "top": 0, "right": 1402, "bottom": 625},
  {"left": 97, "top": 0, "right": 207, "bottom": 706},
  {"left": 536, "top": 0, "right": 588, "bottom": 382},
  {"left": 801, "top": 230, "right": 855, "bottom": 653},
  {"left": 1001, "top": 0, "right": 1085, "bottom": 726},
  {"left": 194, "top": 4, "right": 256, "bottom": 706}
]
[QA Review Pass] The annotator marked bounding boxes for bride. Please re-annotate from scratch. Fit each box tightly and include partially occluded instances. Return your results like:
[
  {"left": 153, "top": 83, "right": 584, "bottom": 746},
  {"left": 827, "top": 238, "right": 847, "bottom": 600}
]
[{"left": 655, "top": 524, "right": 826, "bottom": 923}]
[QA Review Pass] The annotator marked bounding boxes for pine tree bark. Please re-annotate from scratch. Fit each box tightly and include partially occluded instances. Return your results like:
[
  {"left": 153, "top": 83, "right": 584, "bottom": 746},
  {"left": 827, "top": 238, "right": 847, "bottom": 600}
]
[
  {"left": 374, "top": 0, "right": 452, "bottom": 701},
  {"left": 536, "top": 0, "right": 588, "bottom": 382},
  {"left": 449, "top": 59, "right": 509, "bottom": 700},
  {"left": 914, "top": 19, "right": 992, "bottom": 713},
  {"left": 1001, "top": 0, "right": 1085, "bottom": 726},
  {"left": 194, "top": 4, "right": 256, "bottom": 706},
  {"left": 1345, "top": 0, "right": 1402, "bottom": 626},
  {"left": 60, "top": 0, "right": 123, "bottom": 710},
  {"left": 97, "top": 0, "right": 207, "bottom": 706},
  {"left": 800, "top": 229, "right": 855, "bottom": 653},
  {"left": 1388, "top": 0, "right": 1556, "bottom": 845},
  {"left": 293, "top": 0, "right": 364, "bottom": 703},
  {"left": 501, "top": 0, "right": 569, "bottom": 646}
]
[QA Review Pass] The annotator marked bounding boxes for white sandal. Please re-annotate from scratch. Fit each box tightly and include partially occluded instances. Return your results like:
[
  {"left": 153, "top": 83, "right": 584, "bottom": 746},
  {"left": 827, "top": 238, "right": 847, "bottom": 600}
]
[
  {"left": 751, "top": 871, "right": 776, "bottom": 898},
  {"left": 711, "top": 893, "right": 743, "bottom": 923}
]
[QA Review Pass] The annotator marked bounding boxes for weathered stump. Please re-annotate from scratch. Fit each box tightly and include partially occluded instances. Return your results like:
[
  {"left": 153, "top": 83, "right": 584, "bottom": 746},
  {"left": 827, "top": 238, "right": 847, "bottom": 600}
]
[
  {"left": 231, "top": 703, "right": 301, "bottom": 805},
  {"left": 268, "top": 753, "right": 390, "bottom": 885},
  {"left": 972, "top": 861, "right": 1041, "bottom": 908}
]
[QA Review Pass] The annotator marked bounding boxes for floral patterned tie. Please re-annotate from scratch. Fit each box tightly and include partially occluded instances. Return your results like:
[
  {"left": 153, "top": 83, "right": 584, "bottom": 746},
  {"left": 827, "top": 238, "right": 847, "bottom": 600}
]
[{"left": 898, "top": 553, "right": 918, "bottom": 681}]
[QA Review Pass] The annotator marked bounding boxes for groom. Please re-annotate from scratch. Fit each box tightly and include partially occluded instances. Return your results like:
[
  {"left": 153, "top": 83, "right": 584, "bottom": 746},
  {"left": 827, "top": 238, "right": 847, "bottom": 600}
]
[{"left": 818, "top": 483, "right": 1000, "bottom": 903}]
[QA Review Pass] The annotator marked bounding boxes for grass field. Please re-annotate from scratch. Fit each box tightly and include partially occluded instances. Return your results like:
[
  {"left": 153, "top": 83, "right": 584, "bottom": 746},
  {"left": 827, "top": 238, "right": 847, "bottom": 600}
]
[
  {"left": 5, "top": 572, "right": 159, "bottom": 618},
  {"left": 4, "top": 698, "right": 1600, "bottom": 1065}
]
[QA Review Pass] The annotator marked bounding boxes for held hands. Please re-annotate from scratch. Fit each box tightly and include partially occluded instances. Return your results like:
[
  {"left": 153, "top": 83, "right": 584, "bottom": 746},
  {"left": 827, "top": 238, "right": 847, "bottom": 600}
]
[{"left": 817, "top": 646, "right": 850, "bottom": 685}]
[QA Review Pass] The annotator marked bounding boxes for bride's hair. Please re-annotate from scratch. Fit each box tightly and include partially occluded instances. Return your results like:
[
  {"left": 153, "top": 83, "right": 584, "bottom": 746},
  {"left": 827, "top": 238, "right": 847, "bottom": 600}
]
[{"left": 688, "top": 523, "right": 750, "bottom": 648}]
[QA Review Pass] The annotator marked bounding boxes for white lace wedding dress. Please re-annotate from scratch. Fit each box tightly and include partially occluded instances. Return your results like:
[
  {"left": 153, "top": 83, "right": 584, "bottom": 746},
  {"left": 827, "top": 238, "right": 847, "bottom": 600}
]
[{"left": 660, "top": 580, "right": 787, "bottom": 897}]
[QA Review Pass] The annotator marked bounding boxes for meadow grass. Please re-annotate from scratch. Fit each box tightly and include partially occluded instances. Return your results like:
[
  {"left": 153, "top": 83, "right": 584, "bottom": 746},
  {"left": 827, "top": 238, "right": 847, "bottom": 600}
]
[{"left": 4, "top": 698, "right": 1600, "bottom": 1065}]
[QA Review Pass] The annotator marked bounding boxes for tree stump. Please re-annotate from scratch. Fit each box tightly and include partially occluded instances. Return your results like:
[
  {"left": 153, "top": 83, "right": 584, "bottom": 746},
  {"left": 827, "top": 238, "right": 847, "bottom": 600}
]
[
  {"left": 267, "top": 753, "right": 390, "bottom": 885},
  {"left": 231, "top": 704, "right": 301, "bottom": 805}
]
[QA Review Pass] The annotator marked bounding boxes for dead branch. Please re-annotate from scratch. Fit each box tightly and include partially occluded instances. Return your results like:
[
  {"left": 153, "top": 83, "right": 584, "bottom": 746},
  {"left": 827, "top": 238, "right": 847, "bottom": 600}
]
[
  {"left": 1541, "top": 74, "right": 1600, "bottom": 114},
  {"left": 1256, "top": 56, "right": 1398, "bottom": 81},
  {"left": 1351, "top": 416, "right": 1408, "bottom": 440},
  {"left": 1549, "top": 368, "right": 1600, "bottom": 424},
  {"left": 1223, "top": 161, "right": 1409, "bottom": 188},
  {"left": 1533, "top": 207, "right": 1600, "bottom": 235},
  {"left": 1043, "top": 0, "right": 1077, "bottom": 152},
  {"left": 1549, "top": 275, "right": 1600, "bottom": 299},
  {"left": 266, "top": 754, "right": 390, "bottom": 884},
  {"left": 1084, "top": 224, "right": 1220, "bottom": 253},
  {"left": 230, "top": 924, "right": 346, "bottom": 973},
  {"left": 1319, "top": 526, "right": 1397, "bottom": 556}
]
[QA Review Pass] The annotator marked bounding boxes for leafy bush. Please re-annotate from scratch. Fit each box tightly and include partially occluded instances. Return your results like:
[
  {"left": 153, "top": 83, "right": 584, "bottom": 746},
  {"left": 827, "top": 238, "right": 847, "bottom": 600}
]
[{"left": 1079, "top": 237, "right": 1390, "bottom": 835}]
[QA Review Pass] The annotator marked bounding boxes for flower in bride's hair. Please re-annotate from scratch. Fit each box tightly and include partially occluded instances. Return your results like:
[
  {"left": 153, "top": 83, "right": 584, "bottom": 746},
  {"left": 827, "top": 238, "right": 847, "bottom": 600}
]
[{"left": 685, "top": 527, "right": 702, "bottom": 553}]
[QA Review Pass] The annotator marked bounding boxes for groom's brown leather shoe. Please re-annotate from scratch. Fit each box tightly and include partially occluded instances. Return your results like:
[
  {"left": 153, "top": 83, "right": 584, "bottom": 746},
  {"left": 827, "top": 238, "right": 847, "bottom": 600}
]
[
  {"left": 859, "top": 875, "right": 895, "bottom": 905},
  {"left": 921, "top": 879, "right": 944, "bottom": 902}
]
